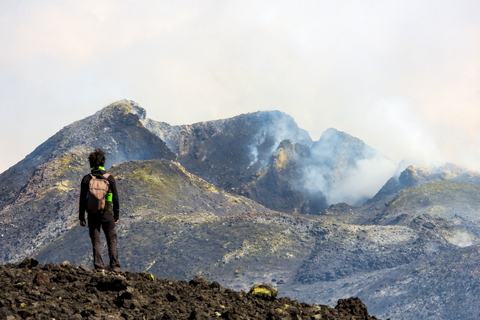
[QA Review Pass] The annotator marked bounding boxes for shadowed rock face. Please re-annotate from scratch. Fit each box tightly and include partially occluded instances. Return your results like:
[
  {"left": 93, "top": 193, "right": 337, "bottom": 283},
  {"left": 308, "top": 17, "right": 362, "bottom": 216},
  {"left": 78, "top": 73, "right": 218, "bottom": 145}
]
[
  {"left": 236, "top": 128, "right": 393, "bottom": 214},
  {"left": 0, "top": 258, "right": 381, "bottom": 320},
  {"left": 144, "top": 110, "right": 322, "bottom": 213},
  {"left": 238, "top": 139, "right": 328, "bottom": 214},
  {"left": 146, "top": 116, "right": 394, "bottom": 214},
  {"left": 144, "top": 110, "right": 313, "bottom": 191}
]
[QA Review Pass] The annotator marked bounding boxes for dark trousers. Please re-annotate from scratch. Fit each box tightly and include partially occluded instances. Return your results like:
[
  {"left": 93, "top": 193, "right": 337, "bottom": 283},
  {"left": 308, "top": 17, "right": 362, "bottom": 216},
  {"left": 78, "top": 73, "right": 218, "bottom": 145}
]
[{"left": 87, "top": 211, "right": 121, "bottom": 272}]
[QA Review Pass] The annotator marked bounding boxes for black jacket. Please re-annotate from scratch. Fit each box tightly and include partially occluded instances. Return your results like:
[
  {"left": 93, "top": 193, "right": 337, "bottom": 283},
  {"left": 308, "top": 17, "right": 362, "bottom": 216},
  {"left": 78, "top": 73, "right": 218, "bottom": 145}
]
[{"left": 79, "top": 169, "right": 120, "bottom": 222}]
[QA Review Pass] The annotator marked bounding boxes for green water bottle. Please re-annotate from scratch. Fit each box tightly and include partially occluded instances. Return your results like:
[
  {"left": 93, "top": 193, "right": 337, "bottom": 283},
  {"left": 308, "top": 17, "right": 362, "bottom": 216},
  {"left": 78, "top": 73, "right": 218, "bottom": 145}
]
[{"left": 105, "top": 192, "right": 113, "bottom": 212}]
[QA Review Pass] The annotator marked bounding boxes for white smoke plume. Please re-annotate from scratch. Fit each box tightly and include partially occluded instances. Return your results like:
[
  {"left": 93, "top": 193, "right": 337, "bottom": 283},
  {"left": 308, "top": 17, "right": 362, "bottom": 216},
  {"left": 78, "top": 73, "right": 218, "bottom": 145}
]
[
  {"left": 324, "top": 155, "right": 397, "bottom": 205},
  {"left": 247, "top": 111, "right": 311, "bottom": 168},
  {"left": 303, "top": 128, "right": 397, "bottom": 205}
]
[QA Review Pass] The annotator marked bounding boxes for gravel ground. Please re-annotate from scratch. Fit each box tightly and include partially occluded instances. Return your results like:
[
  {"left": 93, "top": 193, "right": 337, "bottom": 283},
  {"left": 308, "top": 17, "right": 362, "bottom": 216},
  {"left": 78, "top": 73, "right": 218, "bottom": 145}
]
[{"left": 0, "top": 258, "right": 383, "bottom": 320}]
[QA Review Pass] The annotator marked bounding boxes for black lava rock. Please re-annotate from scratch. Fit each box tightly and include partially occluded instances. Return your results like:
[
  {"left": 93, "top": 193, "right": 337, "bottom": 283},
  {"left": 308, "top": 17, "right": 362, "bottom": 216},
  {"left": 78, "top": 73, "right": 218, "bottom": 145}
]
[{"left": 0, "top": 260, "right": 382, "bottom": 319}]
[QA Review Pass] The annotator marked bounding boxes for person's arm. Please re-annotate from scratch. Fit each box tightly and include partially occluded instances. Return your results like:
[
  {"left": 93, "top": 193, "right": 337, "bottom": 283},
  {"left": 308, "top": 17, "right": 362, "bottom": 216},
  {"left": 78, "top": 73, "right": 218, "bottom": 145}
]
[
  {"left": 109, "top": 175, "right": 120, "bottom": 222},
  {"left": 79, "top": 175, "right": 89, "bottom": 226}
]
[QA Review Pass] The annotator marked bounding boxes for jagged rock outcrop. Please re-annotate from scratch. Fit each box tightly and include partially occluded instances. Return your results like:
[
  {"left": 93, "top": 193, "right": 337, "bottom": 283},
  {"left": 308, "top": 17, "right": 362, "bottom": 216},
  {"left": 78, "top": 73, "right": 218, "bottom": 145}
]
[
  {"left": 144, "top": 117, "right": 395, "bottom": 214},
  {"left": 238, "top": 128, "right": 394, "bottom": 214},
  {"left": 373, "top": 163, "right": 480, "bottom": 200},
  {"left": 143, "top": 110, "right": 313, "bottom": 191},
  {"left": 239, "top": 139, "right": 328, "bottom": 214}
]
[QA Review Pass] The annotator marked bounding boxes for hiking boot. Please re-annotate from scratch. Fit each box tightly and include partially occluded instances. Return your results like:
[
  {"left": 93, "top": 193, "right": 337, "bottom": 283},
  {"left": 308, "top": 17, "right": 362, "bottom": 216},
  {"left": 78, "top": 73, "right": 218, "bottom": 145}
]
[{"left": 95, "top": 269, "right": 105, "bottom": 275}]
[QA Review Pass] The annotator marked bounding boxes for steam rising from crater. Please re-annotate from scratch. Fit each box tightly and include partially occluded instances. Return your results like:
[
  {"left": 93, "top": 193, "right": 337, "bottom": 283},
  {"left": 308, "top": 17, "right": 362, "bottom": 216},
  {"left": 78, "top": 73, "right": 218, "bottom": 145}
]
[
  {"left": 247, "top": 111, "right": 312, "bottom": 168},
  {"left": 247, "top": 123, "right": 397, "bottom": 206},
  {"left": 448, "top": 231, "right": 474, "bottom": 248},
  {"left": 323, "top": 155, "right": 397, "bottom": 205},
  {"left": 303, "top": 128, "right": 397, "bottom": 205}
]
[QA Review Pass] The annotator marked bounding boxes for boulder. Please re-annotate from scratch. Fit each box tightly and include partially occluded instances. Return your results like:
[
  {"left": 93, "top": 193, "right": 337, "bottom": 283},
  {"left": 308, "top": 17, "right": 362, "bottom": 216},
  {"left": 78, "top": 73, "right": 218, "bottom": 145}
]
[{"left": 248, "top": 283, "right": 278, "bottom": 301}]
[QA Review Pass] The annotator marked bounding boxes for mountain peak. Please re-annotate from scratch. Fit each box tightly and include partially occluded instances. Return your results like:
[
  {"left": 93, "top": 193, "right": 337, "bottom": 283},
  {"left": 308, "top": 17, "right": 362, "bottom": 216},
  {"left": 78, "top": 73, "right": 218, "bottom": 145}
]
[
  {"left": 311, "top": 128, "right": 377, "bottom": 168},
  {"left": 373, "top": 162, "right": 480, "bottom": 200},
  {"left": 143, "top": 109, "right": 312, "bottom": 191},
  {"left": 317, "top": 128, "right": 368, "bottom": 150},
  {"left": 95, "top": 100, "right": 147, "bottom": 125}
]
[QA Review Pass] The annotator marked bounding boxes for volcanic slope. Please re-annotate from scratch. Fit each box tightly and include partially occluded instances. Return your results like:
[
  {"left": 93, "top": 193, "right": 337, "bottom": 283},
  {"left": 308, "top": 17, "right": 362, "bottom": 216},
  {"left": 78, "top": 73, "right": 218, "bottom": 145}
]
[
  {"left": 285, "top": 165, "right": 480, "bottom": 320},
  {"left": 34, "top": 161, "right": 480, "bottom": 320},
  {"left": 0, "top": 101, "right": 175, "bottom": 264},
  {"left": 5, "top": 100, "right": 480, "bottom": 319},
  {"left": 142, "top": 109, "right": 313, "bottom": 191},
  {"left": 33, "top": 159, "right": 316, "bottom": 289},
  {"left": 374, "top": 162, "right": 480, "bottom": 200},
  {"left": 144, "top": 112, "right": 395, "bottom": 214},
  {"left": 237, "top": 129, "right": 394, "bottom": 214}
]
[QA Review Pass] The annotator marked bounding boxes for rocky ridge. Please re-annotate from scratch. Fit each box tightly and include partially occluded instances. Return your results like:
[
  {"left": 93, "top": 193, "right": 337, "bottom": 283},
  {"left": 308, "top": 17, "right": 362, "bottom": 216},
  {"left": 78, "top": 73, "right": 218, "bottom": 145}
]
[
  {"left": 142, "top": 109, "right": 316, "bottom": 211},
  {"left": 0, "top": 258, "right": 381, "bottom": 320},
  {"left": 143, "top": 109, "right": 394, "bottom": 214}
]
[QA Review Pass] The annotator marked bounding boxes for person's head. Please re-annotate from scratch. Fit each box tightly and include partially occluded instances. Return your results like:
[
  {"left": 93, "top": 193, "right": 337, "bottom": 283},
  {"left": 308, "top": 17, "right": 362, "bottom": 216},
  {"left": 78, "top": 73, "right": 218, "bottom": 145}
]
[{"left": 89, "top": 149, "right": 106, "bottom": 169}]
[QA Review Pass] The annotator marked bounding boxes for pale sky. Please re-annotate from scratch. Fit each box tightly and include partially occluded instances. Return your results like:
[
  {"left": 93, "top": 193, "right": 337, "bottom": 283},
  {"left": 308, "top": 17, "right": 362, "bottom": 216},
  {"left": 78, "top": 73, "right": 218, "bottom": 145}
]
[{"left": 1, "top": 0, "right": 480, "bottom": 174}]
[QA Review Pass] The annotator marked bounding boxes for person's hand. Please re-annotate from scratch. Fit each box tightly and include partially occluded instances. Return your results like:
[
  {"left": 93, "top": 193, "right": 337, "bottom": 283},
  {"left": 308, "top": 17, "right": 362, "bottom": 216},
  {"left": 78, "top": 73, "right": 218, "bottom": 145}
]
[
  {"left": 79, "top": 220, "right": 87, "bottom": 227},
  {"left": 115, "top": 220, "right": 119, "bottom": 224}
]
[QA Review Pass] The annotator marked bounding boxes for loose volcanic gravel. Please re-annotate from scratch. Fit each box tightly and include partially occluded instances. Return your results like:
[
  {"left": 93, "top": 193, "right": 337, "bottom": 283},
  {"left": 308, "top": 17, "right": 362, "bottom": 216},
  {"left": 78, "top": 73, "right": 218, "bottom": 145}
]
[{"left": 0, "top": 258, "right": 383, "bottom": 320}]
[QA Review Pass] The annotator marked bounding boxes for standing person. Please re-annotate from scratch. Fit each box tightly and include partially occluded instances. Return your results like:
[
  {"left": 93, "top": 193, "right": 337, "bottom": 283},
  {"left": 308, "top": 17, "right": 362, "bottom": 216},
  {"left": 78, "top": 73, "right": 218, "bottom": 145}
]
[{"left": 79, "top": 148, "right": 122, "bottom": 274}]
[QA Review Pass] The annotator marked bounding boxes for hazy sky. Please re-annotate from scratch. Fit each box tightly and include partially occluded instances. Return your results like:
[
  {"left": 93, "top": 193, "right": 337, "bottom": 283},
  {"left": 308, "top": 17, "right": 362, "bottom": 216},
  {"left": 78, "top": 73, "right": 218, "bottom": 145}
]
[{"left": 1, "top": 0, "right": 480, "bottom": 174}]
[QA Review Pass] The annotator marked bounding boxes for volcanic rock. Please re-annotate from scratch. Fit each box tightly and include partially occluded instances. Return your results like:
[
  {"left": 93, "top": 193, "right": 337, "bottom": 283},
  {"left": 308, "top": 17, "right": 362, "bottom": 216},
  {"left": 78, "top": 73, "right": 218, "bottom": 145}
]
[{"left": 0, "top": 259, "right": 382, "bottom": 319}]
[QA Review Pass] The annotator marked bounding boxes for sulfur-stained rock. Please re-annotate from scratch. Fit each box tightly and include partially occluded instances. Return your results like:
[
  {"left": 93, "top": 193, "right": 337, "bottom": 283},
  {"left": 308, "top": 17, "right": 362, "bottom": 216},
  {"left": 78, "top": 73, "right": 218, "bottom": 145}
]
[
  {"left": 248, "top": 283, "right": 279, "bottom": 301},
  {"left": 60, "top": 260, "right": 70, "bottom": 268}
]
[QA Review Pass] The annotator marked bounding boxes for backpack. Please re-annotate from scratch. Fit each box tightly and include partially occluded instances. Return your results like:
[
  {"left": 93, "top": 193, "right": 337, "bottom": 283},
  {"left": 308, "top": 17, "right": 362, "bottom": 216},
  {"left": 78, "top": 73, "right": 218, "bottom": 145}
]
[{"left": 86, "top": 173, "right": 110, "bottom": 212}]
